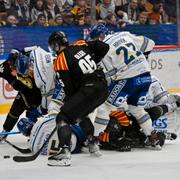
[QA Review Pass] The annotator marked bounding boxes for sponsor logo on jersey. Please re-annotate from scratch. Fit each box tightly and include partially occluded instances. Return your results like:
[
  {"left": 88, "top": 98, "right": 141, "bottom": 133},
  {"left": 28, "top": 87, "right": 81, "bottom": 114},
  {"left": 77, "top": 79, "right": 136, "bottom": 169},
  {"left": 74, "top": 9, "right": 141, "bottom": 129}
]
[
  {"left": 107, "top": 80, "right": 126, "bottom": 104},
  {"left": 153, "top": 117, "right": 168, "bottom": 129}
]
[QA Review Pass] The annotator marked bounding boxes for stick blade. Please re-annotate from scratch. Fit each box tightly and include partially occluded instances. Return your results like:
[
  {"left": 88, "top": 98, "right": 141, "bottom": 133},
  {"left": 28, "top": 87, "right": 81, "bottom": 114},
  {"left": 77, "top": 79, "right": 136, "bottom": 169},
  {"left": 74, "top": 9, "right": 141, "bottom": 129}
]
[{"left": 13, "top": 154, "right": 37, "bottom": 162}]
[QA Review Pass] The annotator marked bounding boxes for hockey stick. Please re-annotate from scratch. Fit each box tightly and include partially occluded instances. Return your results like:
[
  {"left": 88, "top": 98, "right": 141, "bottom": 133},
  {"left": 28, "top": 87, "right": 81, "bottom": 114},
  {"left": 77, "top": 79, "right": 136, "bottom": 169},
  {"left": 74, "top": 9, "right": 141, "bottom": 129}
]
[
  {"left": 0, "top": 131, "right": 20, "bottom": 135},
  {"left": 13, "top": 127, "right": 56, "bottom": 162},
  {"left": 4, "top": 140, "right": 31, "bottom": 154}
]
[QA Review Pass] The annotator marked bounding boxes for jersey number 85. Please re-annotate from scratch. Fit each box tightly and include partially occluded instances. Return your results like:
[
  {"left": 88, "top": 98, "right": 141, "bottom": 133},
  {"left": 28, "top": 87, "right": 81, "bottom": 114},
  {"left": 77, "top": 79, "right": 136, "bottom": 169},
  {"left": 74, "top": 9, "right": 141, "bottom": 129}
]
[{"left": 79, "top": 54, "right": 97, "bottom": 74}]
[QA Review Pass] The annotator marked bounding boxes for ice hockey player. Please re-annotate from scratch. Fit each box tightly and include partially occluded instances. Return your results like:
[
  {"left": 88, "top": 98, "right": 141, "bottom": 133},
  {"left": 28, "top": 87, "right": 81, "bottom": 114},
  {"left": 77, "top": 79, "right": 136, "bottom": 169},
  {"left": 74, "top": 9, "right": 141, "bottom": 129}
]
[
  {"left": 88, "top": 23, "right": 166, "bottom": 149},
  {"left": 15, "top": 46, "right": 56, "bottom": 137},
  {"left": 0, "top": 47, "right": 42, "bottom": 141},
  {"left": 28, "top": 114, "right": 87, "bottom": 155},
  {"left": 47, "top": 31, "right": 109, "bottom": 166},
  {"left": 100, "top": 74, "right": 180, "bottom": 151},
  {"left": 13, "top": 46, "right": 87, "bottom": 155}
]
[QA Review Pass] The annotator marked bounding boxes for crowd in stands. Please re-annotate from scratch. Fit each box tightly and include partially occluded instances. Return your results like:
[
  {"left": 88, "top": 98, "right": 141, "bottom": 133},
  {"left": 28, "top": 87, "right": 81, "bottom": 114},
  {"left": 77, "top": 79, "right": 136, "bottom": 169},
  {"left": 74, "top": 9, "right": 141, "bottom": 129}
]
[{"left": 0, "top": 0, "right": 177, "bottom": 27}]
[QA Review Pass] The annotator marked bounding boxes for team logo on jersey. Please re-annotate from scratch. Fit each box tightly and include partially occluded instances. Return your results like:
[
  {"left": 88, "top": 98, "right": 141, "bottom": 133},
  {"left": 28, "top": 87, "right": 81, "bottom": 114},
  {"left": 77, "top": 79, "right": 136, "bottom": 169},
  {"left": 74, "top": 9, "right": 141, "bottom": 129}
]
[{"left": 45, "top": 54, "right": 52, "bottom": 64}]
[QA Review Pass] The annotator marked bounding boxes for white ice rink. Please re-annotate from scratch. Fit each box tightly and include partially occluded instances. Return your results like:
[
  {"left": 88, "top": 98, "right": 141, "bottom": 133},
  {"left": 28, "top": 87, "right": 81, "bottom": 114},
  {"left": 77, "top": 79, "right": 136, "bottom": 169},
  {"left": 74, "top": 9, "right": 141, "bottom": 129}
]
[{"left": 0, "top": 114, "right": 180, "bottom": 180}]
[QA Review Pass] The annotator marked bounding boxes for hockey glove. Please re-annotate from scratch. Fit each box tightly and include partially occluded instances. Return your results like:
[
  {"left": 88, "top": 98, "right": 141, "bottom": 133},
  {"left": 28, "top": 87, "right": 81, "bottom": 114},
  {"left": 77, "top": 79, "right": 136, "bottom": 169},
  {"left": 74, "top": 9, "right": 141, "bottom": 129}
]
[
  {"left": 27, "top": 105, "right": 47, "bottom": 121},
  {"left": 17, "top": 117, "right": 37, "bottom": 136},
  {"left": 116, "top": 137, "right": 132, "bottom": 152}
]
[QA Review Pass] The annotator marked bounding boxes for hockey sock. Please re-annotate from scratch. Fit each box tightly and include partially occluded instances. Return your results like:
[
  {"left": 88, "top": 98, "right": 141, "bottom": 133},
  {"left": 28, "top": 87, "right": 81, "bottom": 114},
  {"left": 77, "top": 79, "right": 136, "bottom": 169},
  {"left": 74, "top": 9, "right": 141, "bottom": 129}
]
[{"left": 79, "top": 117, "right": 94, "bottom": 137}]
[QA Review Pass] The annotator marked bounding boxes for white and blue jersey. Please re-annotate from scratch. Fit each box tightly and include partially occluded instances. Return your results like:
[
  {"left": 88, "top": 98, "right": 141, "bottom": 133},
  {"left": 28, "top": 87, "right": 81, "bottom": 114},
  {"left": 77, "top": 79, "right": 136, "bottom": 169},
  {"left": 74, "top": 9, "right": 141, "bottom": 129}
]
[
  {"left": 107, "top": 73, "right": 152, "bottom": 108},
  {"left": 29, "top": 114, "right": 86, "bottom": 155},
  {"left": 99, "top": 31, "right": 155, "bottom": 108},
  {"left": 30, "top": 47, "right": 56, "bottom": 109},
  {"left": 94, "top": 31, "right": 155, "bottom": 136},
  {"left": 100, "top": 31, "right": 154, "bottom": 81}
]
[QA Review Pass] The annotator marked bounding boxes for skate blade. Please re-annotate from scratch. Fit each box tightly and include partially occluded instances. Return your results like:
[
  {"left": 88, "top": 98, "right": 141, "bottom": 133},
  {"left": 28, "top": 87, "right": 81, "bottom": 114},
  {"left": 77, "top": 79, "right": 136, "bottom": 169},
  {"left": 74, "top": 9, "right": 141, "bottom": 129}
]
[
  {"left": 90, "top": 151, "right": 102, "bottom": 157},
  {"left": 47, "top": 159, "right": 71, "bottom": 167},
  {"left": 145, "top": 144, "right": 162, "bottom": 151}
]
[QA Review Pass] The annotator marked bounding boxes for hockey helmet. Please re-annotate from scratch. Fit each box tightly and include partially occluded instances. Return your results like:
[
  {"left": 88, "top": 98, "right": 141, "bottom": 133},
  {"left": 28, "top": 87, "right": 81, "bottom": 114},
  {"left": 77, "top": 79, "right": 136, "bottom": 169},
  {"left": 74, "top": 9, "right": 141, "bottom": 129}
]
[
  {"left": 89, "top": 23, "right": 111, "bottom": 39},
  {"left": 15, "top": 53, "right": 33, "bottom": 77},
  {"left": 48, "top": 31, "right": 69, "bottom": 53}
]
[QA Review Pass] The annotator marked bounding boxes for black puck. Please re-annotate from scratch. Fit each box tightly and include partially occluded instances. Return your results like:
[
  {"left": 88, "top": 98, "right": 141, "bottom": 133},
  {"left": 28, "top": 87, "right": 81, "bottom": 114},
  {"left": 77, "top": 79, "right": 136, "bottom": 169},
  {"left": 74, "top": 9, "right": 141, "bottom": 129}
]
[{"left": 3, "top": 155, "right": 10, "bottom": 159}]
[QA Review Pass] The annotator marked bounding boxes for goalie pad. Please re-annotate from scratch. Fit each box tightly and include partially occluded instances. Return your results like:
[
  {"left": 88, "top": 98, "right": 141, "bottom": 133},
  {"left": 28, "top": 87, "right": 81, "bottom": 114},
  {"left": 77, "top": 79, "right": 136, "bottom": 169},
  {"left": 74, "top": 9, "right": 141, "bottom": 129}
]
[{"left": 29, "top": 114, "right": 86, "bottom": 155}]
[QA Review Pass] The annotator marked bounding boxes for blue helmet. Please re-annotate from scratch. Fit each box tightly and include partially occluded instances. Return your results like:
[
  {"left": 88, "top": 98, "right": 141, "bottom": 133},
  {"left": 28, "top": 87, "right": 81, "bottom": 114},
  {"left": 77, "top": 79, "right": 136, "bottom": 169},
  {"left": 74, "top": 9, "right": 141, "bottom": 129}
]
[
  {"left": 89, "top": 23, "right": 111, "bottom": 39},
  {"left": 15, "top": 53, "right": 33, "bottom": 76}
]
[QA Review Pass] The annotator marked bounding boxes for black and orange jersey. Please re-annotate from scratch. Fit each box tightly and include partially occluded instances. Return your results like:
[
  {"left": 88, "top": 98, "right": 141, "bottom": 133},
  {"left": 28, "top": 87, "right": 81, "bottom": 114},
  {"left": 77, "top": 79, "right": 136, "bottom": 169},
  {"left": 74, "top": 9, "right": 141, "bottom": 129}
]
[
  {"left": 110, "top": 111, "right": 130, "bottom": 127},
  {"left": 54, "top": 40, "right": 109, "bottom": 98}
]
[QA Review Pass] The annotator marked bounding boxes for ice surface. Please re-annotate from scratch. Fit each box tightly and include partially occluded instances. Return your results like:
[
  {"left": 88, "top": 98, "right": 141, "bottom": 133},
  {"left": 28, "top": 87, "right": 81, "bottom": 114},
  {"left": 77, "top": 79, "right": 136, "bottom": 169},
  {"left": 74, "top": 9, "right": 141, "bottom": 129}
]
[{"left": 0, "top": 114, "right": 180, "bottom": 180}]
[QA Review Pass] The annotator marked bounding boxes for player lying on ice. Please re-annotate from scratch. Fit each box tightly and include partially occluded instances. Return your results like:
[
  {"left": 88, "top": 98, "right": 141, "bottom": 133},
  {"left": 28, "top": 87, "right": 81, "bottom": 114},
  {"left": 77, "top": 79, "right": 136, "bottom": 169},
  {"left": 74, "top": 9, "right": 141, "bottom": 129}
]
[{"left": 97, "top": 75, "right": 180, "bottom": 152}]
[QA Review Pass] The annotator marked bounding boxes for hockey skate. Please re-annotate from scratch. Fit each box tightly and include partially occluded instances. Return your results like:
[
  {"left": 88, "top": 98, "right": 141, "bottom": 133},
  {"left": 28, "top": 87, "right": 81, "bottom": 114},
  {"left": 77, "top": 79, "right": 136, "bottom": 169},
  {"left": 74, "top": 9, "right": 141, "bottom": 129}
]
[
  {"left": 47, "top": 147, "right": 71, "bottom": 167},
  {"left": 88, "top": 136, "right": 102, "bottom": 157},
  {"left": 165, "top": 132, "right": 177, "bottom": 140}
]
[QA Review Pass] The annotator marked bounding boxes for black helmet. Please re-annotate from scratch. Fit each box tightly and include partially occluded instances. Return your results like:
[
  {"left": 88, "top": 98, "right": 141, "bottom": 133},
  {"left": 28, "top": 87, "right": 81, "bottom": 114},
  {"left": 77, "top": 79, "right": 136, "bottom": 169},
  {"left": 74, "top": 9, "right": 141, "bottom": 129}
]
[{"left": 48, "top": 31, "right": 69, "bottom": 48}]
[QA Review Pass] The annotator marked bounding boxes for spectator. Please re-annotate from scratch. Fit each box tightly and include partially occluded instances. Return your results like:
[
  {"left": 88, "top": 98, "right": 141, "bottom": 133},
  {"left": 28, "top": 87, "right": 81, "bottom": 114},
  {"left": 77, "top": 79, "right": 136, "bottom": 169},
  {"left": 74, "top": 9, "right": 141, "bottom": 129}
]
[
  {"left": 134, "top": 11, "right": 148, "bottom": 25},
  {"left": 105, "top": 13, "right": 118, "bottom": 27},
  {"left": 61, "top": 11, "right": 75, "bottom": 26},
  {"left": 49, "top": 13, "right": 64, "bottom": 26},
  {"left": 115, "top": 8, "right": 129, "bottom": 23},
  {"left": 9, "top": 0, "right": 30, "bottom": 25},
  {"left": 70, "top": 0, "right": 90, "bottom": 25},
  {"left": 0, "top": 14, "right": 6, "bottom": 26},
  {"left": 163, "top": 0, "right": 177, "bottom": 20},
  {"left": 30, "top": 13, "right": 48, "bottom": 26},
  {"left": 30, "top": 0, "right": 47, "bottom": 23},
  {"left": 168, "top": 16, "right": 176, "bottom": 24},
  {"left": 0, "top": 0, "right": 6, "bottom": 12},
  {"left": 6, "top": 14, "right": 19, "bottom": 26},
  {"left": 84, "top": 13, "right": 92, "bottom": 26},
  {"left": 3, "top": 0, "right": 15, "bottom": 10},
  {"left": 115, "top": 0, "right": 140, "bottom": 24},
  {"left": 114, "top": 0, "right": 128, "bottom": 7},
  {"left": 149, "top": 2, "right": 169, "bottom": 24},
  {"left": 45, "top": 0, "right": 60, "bottom": 21},
  {"left": 62, "top": 0, "right": 74, "bottom": 13},
  {"left": 85, "top": 0, "right": 101, "bottom": 20},
  {"left": 138, "top": 0, "right": 150, "bottom": 13},
  {"left": 99, "top": 0, "right": 115, "bottom": 19},
  {"left": 76, "top": 14, "right": 85, "bottom": 26},
  {"left": 56, "top": 0, "right": 74, "bottom": 12},
  {"left": 0, "top": 12, "right": 8, "bottom": 24}
]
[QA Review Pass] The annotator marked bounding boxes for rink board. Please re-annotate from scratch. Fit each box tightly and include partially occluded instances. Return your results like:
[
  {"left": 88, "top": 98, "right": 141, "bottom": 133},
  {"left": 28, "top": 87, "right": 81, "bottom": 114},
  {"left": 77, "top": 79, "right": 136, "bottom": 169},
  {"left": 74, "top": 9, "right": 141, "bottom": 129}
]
[{"left": 0, "top": 45, "right": 180, "bottom": 114}]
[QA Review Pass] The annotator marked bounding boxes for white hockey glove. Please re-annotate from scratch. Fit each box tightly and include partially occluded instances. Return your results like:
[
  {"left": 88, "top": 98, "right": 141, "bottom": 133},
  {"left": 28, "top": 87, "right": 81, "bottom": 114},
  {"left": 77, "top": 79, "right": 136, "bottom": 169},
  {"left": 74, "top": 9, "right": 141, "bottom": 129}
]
[{"left": 48, "top": 81, "right": 65, "bottom": 115}]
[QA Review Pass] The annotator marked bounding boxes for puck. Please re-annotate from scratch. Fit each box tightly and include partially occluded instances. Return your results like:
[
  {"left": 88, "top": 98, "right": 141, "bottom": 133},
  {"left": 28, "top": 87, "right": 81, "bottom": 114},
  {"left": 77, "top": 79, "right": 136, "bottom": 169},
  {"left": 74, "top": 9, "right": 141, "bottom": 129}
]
[{"left": 3, "top": 155, "right": 10, "bottom": 159}]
